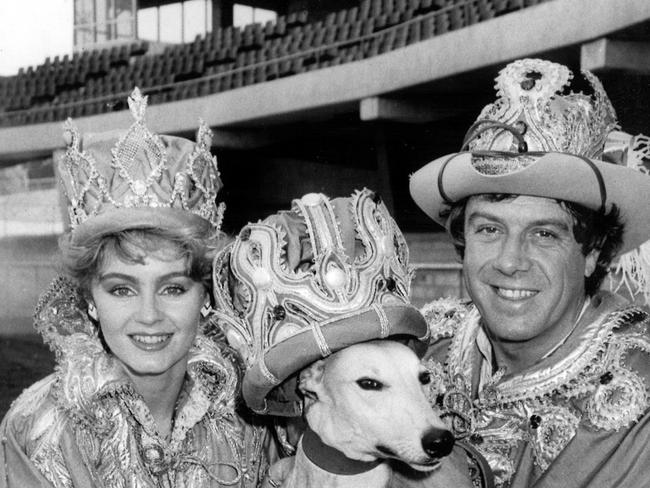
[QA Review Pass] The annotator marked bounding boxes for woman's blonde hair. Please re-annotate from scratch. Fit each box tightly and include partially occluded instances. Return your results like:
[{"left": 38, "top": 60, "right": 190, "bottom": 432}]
[{"left": 59, "top": 224, "right": 228, "bottom": 296}]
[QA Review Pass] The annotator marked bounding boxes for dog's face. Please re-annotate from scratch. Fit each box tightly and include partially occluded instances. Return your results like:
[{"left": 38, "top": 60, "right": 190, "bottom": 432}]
[{"left": 298, "top": 340, "right": 453, "bottom": 471}]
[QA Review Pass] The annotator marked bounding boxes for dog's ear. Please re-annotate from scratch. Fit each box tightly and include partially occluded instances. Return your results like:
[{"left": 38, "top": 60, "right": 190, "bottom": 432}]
[{"left": 298, "top": 359, "right": 326, "bottom": 402}]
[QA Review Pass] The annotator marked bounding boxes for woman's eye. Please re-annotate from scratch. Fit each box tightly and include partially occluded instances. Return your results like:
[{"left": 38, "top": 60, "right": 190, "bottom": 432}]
[
  {"left": 161, "top": 284, "right": 187, "bottom": 296},
  {"left": 356, "top": 378, "right": 384, "bottom": 391},
  {"left": 110, "top": 286, "right": 134, "bottom": 297}
]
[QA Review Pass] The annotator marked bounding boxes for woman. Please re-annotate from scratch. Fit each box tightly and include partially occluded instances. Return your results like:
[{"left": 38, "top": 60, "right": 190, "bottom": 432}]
[{"left": 0, "top": 88, "right": 274, "bottom": 487}]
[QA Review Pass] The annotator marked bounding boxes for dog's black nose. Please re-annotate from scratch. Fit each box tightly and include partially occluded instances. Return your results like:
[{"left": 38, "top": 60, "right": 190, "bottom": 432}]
[{"left": 421, "top": 428, "right": 455, "bottom": 458}]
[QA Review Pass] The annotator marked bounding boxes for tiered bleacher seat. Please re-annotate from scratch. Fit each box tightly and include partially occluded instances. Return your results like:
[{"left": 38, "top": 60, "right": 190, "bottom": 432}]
[{"left": 0, "top": 0, "right": 551, "bottom": 127}]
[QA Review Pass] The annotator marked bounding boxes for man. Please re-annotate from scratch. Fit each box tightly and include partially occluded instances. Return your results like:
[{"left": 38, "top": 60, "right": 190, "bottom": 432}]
[{"left": 409, "top": 58, "right": 650, "bottom": 487}]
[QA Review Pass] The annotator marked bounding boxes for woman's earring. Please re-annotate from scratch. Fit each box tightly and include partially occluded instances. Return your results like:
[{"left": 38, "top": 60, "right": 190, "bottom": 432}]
[
  {"left": 201, "top": 301, "right": 213, "bottom": 318},
  {"left": 88, "top": 302, "right": 98, "bottom": 321}
]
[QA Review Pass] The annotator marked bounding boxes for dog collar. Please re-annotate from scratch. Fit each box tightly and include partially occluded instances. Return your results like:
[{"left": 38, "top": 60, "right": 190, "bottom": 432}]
[{"left": 301, "top": 426, "right": 382, "bottom": 475}]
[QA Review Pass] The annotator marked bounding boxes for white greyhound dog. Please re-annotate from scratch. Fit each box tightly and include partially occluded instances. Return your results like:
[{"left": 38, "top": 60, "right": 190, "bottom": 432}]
[{"left": 276, "top": 340, "right": 462, "bottom": 487}]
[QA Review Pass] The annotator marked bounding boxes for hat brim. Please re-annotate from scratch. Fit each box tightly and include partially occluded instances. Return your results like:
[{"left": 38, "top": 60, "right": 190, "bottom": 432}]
[
  {"left": 242, "top": 304, "right": 429, "bottom": 415},
  {"left": 70, "top": 207, "right": 212, "bottom": 245},
  {"left": 410, "top": 152, "right": 650, "bottom": 255}
]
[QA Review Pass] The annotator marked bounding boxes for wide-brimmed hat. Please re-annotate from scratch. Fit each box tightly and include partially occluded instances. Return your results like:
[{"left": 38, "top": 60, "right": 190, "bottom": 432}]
[
  {"left": 58, "top": 88, "right": 225, "bottom": 245},
  {"left": 410, "top": 58, "right": 650, "bottom": 256},
  {"left": 212, "top": 189, "right": 429, "bottom": 416}
]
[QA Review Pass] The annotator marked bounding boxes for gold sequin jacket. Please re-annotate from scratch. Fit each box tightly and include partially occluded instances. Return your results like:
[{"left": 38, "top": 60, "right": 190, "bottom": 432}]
[
  {"left": 421, "top": 291, "right": 650, "bottom": 488},
  {"left": 0, "top": 279, "right": 274, "bottom": 488}
]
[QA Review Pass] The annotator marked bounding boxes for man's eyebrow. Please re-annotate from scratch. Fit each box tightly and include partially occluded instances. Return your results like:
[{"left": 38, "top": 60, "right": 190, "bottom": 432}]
[
  {"left": 527, "top": 219, "right": 571, "bottom": 231},
  {"left": 466, "top": 211, "right": 503, "bottom": 224},
  {"left": 466, "top": 212, "right": 572, "bottom": 231}
]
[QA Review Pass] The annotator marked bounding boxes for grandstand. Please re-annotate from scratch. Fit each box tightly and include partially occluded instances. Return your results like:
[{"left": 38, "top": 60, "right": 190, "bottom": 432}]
[
  {"left": 0, "top": 0, "right": 649, "bottom": 327},
  {"left": 0, "top": 0, "right": 557, "bottom": 126}
]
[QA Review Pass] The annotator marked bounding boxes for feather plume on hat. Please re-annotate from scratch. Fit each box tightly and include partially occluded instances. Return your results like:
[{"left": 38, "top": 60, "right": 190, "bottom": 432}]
[{"left": 604, "top": 131, "right": 650, "bottom": 305}]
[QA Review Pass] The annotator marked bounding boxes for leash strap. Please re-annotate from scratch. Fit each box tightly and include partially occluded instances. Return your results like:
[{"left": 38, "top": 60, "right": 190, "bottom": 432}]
[{"left": 456, "top": 440, "right": 496, "bottom": 488}]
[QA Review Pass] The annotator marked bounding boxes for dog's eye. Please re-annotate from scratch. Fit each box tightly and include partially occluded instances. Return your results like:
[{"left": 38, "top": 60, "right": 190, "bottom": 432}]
[
  {"left": 419, "top": 371, "right": 432, "bottom": 385},
  {"left": 356, "top": 378, "right": 384, "bottom": 390}
]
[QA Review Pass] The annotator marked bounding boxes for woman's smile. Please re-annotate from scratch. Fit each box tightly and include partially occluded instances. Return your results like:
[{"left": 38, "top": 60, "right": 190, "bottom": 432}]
[{"left": 129, "top": 333, "right": 174, "bottom": 351}]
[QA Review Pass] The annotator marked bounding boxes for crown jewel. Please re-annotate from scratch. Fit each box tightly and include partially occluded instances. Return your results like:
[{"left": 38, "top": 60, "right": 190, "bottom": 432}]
[
  {"left": 466, "top": 58, "right": 618, "bottom": 163},
  {"left": 212, "top": 189, "right": 414, "bottom": 368},
  {"left": 58, "top": 88, "right": 225, "bottom": 234}
]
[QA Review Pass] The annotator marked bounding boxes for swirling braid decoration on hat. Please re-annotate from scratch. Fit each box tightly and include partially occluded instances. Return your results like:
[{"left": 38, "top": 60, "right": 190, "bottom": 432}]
[
  {"left": 458, "top": 119, "right": 608, "bottom": 215},
  {"left": 436, "top": 119, "right": 532, "bottom": 206},
  {"left": 462, "top": 119, "right": 529, "bottom": 154}
]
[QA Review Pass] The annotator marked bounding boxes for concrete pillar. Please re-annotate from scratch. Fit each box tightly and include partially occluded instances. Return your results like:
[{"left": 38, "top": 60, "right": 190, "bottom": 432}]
[{"left": 373, "top": 124, "right": 395, "bottom": 216}]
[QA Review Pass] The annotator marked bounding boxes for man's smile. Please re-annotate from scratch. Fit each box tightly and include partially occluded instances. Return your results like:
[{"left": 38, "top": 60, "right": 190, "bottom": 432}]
[{"left": 492, "top": 286, "right": 539, "bottom": 301}]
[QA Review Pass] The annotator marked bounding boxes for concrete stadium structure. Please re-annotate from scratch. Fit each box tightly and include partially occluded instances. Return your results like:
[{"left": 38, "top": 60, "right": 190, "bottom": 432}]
[{"left": 0, "top": 0, "right": 648, "bottom": 331}]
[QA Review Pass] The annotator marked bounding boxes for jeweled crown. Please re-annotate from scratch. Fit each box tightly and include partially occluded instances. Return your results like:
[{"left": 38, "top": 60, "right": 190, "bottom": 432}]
[
  {"left": 212, "top": 189, "right": 414, "bottom": 367},
  {"left": 466, "top": 58, "right": 618, "bottom": 165},
  {"left": 58, "top": 88, "right": 224, "bottom": 234}
]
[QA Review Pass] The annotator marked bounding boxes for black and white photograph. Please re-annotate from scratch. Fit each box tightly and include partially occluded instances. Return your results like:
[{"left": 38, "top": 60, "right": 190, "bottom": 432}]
[{"left": 0, "top": 1, "right": 649, "bottom": 486}]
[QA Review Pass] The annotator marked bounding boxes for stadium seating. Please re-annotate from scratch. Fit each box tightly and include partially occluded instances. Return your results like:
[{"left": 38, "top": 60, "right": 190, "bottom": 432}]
[{"left": 0, "top": 0, "right": 551, "bottom": 127}]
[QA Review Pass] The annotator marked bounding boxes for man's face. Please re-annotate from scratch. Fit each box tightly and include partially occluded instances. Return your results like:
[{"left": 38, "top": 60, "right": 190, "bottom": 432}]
[{"left": 463, "top": 195, "right": 598, "bottom": 348}]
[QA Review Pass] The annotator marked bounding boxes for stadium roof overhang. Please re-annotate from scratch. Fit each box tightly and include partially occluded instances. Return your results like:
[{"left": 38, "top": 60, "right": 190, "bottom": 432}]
[
  {"left": 1, "top": 0, "right": 650, "bottom": 163},
  {"left": 138, "top": 0, "right": 179, "bottom": 8},
  {"left": 138, "top": 0, "right": 285, "bottom": 10}
]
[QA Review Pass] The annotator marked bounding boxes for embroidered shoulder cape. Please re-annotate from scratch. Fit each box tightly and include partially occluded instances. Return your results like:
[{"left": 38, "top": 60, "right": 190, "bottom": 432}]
[
  {"left": 0, "top": 277, "right": 274, "bottom": 488},
  {"left": 421, "top": 291, "right": 650, "bottom": 488}
]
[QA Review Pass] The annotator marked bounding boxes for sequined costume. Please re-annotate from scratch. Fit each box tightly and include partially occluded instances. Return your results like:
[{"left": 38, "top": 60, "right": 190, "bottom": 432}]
[
  {"left": 0, "top": 277, "right": 274, "bottom": 488},
  {"left": 421, "top": 291, "right": 650, "bottom": 488}
]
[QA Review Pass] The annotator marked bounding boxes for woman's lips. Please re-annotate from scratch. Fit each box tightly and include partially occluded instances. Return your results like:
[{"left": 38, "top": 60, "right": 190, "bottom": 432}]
[{"left": 129, "top": 333, "right": 173, "bottom": 351}]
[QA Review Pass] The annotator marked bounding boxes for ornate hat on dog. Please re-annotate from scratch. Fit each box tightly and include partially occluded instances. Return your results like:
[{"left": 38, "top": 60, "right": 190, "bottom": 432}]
[
  {"left": 410, "top": 58, "right": 650, "bottom": 301},
  {"left": 212, "top": 189, "right": 430, "bottom": 415},
  {"left": 58, "top": 88, "right": 225, "bottom": 244}
]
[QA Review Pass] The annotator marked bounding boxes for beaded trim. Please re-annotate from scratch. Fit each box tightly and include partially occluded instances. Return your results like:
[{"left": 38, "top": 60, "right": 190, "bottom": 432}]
[
  {"left": 59, "top": 88, "right": 225, "bottom": 234},
  {"left": 423, "top": 296, "right": 650, "bottom": 487}
]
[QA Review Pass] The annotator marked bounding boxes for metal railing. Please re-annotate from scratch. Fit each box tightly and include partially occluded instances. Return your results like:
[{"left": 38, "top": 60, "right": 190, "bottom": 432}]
[{"left": 0, "top": 0, "right": 548, "bottom": 124}]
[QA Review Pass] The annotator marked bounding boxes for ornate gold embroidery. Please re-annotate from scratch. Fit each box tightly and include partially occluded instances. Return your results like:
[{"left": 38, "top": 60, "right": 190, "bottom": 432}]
[
  {"left": 586, "top": 366, "right": 649, "bottom": 431},
  {"left": 528, "top": 404, "right": 580, "bottom": 471},
  {"left": 12, "top": 276, "right": 267, "bottom": 488},
  {"left": 422, "top": 297, "right": 650, "bottom": 487},
  {"left": 420, "top": 297, "right": 472, "bottom": 343}
]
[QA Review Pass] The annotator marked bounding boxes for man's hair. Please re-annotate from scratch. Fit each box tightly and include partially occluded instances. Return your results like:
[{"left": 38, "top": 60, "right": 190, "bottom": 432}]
[{"left": 442, "top": 194, "right": 624, "bottom": 296}]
